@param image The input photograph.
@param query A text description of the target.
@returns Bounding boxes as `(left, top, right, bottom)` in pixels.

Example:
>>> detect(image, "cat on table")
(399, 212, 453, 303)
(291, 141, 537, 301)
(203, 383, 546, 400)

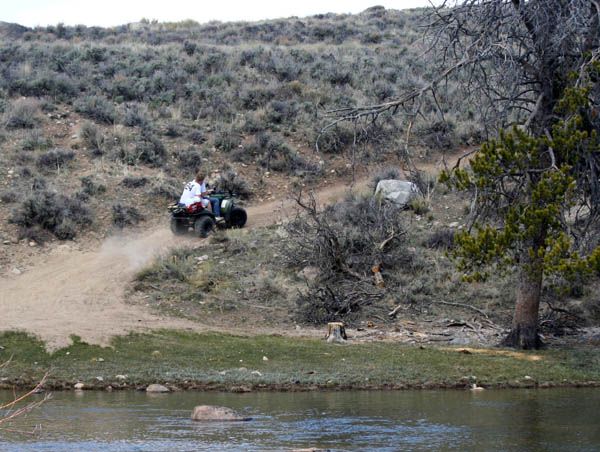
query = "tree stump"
(326, 322, 347, 343)
(372, 264, 385, 288)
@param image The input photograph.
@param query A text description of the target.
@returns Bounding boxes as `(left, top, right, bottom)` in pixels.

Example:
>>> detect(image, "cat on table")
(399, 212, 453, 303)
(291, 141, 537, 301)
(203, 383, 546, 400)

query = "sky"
(1, 0, 437, 28)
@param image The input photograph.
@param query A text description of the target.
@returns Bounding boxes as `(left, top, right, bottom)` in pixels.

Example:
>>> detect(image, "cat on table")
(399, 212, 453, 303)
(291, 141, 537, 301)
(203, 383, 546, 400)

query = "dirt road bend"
(0, 181, 363, 349)
(0, 151, 465, 349)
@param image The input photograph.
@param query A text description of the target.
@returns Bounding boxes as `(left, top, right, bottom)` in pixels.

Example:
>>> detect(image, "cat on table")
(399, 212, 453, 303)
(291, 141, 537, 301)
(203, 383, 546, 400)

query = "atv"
(168, 192, 247, 238)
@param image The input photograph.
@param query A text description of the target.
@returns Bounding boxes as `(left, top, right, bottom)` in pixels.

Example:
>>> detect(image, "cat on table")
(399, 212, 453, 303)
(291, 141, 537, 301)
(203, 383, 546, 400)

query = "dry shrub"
(112, 203, 143, 228)
(4, 99, 40, 129)
(424, 228, 455, 250)
(121, 176, 148, 188)
(79, 121, 105, 155)
(10, 190, 93, 240)
(283, 192, 408, 324)
(36, 149, 75, 171)
(213, 170, 252, 199)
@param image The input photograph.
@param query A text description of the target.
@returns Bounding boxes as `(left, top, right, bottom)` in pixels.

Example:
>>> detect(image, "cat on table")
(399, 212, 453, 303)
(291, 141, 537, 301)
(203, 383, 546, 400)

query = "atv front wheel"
(194, 216, 215, 238)
(228, 207, 247, 228)
(170, 217, 188, 235)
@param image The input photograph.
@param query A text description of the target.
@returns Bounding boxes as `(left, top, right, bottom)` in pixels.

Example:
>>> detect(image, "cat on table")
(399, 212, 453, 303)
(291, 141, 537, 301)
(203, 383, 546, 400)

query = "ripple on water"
(1, 389, 599, 452)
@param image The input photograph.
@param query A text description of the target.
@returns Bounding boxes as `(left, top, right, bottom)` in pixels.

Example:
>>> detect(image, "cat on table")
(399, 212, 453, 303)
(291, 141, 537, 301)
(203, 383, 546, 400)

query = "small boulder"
(146, 384, 170, 393)
(191, 405, 251, 421)
(375, 179, 420, 207)
(73, 382, 85, 390)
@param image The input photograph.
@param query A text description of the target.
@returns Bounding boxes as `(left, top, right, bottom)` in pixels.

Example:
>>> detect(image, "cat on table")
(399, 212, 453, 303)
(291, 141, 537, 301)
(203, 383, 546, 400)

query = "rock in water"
(191, 405, 251, 421)
(375, 179, 420, 207)
(146, 384, 170, 393)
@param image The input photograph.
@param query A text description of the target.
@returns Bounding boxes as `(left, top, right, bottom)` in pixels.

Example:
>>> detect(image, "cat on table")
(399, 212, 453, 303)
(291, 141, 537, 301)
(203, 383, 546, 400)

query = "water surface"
(1, 389, 598, 451)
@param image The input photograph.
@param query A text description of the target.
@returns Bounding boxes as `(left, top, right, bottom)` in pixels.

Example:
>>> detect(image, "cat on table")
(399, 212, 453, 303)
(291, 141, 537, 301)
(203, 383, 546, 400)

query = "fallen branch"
(388, 304, 403, 318)
(545, 300, 584, 322)
(0, 372, 51, 429)
(377, 229, 406, 251)
(0, 373, 48, 411)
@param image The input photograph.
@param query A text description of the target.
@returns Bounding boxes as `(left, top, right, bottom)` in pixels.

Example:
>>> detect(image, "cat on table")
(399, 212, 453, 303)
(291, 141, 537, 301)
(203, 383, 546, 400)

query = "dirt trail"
(0, 180, 365, 349)
(0, 152, 463, 350)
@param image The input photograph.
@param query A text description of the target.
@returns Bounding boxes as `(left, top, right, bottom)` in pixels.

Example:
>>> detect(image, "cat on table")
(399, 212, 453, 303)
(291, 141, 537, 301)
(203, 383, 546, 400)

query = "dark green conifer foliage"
(443, 64, 600, 348)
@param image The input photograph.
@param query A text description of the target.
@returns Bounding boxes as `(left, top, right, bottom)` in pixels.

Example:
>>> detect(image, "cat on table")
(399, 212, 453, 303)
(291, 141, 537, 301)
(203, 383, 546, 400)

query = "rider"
(179, 170, 222, 219)
(179, 170, 210, 209)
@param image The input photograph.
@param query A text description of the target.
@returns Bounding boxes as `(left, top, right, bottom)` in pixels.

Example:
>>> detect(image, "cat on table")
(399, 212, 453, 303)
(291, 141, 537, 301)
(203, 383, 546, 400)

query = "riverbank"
(1, 330, 599, 391)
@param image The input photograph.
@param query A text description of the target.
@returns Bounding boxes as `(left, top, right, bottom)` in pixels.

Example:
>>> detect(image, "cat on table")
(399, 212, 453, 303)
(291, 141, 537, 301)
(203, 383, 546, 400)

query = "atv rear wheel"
(170, 217, 188, 235)
(229, 207, 247, 228)
(194, 216, 215, 238)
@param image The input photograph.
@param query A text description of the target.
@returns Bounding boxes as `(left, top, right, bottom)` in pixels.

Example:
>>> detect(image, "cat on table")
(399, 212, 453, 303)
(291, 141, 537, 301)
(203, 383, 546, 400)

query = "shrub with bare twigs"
(283, 191, 408, 324)
(0, 360, 50, 434)
(213, 169, 252, 199)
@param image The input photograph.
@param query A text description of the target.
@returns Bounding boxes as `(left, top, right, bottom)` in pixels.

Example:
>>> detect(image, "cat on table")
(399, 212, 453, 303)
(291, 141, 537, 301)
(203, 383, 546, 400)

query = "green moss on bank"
(0, 330, 599, 390)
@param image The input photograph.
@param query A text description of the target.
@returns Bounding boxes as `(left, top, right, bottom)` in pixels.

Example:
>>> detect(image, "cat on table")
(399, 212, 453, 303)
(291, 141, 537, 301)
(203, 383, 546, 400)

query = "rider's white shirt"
(179, 180, 206, 206)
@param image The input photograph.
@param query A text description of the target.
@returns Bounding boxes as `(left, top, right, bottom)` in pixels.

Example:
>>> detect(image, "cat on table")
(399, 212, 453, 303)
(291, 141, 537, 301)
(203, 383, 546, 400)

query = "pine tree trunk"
(501, 256, 544, 349)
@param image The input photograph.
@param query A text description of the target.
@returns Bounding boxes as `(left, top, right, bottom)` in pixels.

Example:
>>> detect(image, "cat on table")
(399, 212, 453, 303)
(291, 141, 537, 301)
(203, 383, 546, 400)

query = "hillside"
(0, 7, 480, 250)
(0, 7, 597, 349)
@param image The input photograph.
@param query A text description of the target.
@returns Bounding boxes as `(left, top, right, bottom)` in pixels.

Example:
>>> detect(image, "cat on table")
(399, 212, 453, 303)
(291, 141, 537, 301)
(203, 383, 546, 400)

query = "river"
(1, 389, 599, 451)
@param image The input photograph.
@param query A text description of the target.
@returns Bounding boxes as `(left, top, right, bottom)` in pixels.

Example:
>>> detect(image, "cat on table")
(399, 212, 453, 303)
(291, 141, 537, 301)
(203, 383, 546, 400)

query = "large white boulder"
(375, 179, 420, 207)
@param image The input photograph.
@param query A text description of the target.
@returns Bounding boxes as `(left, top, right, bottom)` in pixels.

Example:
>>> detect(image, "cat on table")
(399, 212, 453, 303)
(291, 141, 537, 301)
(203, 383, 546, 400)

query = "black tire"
(229, 207, 247, 228)
(194, 216, 215, 238)
(170, 217, 188, 235)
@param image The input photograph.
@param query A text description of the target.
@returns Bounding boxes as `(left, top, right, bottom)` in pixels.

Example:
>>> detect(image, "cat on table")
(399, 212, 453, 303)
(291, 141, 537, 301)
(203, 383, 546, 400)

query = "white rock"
(29, 241, 36, 247)
(11, 268, 21, 275)
(448, 222, 460, 228)
(262, 356, 269, 361)
(115, 374, 127, 380)
(251, 371, 262, 376)
(74, 382, 85, 390)
(95, 376, 104, 382)
(375, 180, 420, 207)
(146, 384, 170, 393)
